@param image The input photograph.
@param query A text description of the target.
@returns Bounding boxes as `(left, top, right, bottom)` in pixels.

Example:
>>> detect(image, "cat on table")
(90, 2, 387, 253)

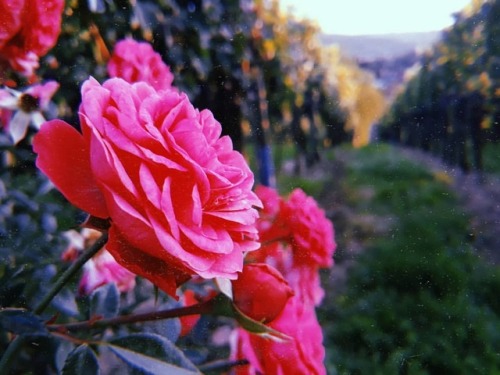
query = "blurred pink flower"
(281, 188, 336, 268)
(33, 77, 261, 298)
(62, 229, 136, 295)
(255, 185, 281, 220)
(253, 185, 284, 237)
(0, 81, 59, 143)
(0, 0, 64, 77)
(251, 186, 335, 305)
(79, 248, 137, 295)
(107, 38, 175, 91)
(232, 296, 326, 375)
(255, 186, 336, 267)
(284, 264, 325, 306)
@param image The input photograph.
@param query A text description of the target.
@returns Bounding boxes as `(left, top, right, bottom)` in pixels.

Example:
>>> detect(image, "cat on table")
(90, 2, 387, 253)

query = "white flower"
(0, 81, 59, 144)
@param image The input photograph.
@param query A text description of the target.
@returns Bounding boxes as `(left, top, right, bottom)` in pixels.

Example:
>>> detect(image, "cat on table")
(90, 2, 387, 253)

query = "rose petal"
(33, 120, 108, 218)
(107, 227, 190, 297)
(179, 222, 233, 254)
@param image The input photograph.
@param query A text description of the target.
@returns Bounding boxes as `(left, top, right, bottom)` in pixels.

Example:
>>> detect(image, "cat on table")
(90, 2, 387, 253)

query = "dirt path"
(284, 150, 396, 293)
(288, 145, 500, 295)
(397, 147, 500, 265)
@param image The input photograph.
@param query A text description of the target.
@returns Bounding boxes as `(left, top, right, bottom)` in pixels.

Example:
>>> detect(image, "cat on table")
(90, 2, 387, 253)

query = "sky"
(279, 0, 472, 35)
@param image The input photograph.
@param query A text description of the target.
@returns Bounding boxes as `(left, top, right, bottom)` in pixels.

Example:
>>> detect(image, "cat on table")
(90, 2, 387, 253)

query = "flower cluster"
(250, 185, 336, 305)
(0, 0, 64, 77)
(229, 185, 336, 374)
(1, 21, 336, 372)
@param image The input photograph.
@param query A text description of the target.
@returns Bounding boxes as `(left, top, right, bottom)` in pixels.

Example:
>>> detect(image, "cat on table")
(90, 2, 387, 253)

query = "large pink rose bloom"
(33, 77, 261, 297)
(107, 39, 175, 91)
(0, 0, 64, 76)
(232, 297, 326, 375)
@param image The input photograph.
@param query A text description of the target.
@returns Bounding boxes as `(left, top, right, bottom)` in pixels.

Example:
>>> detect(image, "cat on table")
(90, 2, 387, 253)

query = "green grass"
(483, 142, 500, 175)
(244, 139, 329, 197)
(319, 144, 500, 375)
(276, 174, 326, 197)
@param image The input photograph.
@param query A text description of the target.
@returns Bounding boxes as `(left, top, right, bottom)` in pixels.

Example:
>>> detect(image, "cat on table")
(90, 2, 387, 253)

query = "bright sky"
(279, 0, 472, 35)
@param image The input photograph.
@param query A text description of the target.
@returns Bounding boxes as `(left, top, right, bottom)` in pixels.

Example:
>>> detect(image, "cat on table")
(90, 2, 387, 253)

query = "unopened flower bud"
(232, 263, 294, 323)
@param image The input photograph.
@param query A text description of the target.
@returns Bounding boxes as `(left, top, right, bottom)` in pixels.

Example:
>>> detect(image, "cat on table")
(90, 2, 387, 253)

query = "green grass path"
(282, 144, 500, 375)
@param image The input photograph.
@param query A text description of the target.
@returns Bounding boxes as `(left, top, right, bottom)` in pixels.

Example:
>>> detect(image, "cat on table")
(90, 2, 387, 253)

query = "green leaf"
(142, 302, 182, 343)
(62, 344, 99, 375)
(52, 289, 80, 317)
(143, 316, 181, 344)
(108, 333, 199, 375)
(55, 341, 75, 373)
(210, 294, 291, 341)
(0, 308, 47, 335)
(89, 283, 119, 319)
(0, 267, 27, 307)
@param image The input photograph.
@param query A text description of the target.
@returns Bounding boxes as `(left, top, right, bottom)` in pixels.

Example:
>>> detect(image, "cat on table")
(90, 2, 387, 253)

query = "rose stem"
(48, 299, 214, 332)
(34, 232, 109, 315)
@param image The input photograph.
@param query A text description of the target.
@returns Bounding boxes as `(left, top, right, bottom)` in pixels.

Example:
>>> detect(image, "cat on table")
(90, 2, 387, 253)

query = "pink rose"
(284, 264, 325, 306)
(33, 77, 262, 297)
(246, 241, 325, 306)
(232, 297, 327, 375)
(107, 39, 175, 91)
(0, 0, 64, 76)
(232, 263, 294, 323)
(253, 185, 289, 247)
(255, 185, 281, 221)
(281, 189, 335, 268)
(251, 186, 334, 305)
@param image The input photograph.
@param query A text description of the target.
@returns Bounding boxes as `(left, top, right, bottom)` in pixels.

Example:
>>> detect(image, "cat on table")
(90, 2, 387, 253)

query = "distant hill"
(319, 31, 442, 62)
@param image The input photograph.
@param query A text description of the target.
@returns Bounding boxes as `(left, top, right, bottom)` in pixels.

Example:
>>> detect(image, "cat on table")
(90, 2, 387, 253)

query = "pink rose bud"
(232, 263, 294, 323)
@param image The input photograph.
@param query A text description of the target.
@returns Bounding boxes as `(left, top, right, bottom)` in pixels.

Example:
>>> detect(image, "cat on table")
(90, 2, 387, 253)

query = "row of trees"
(380, 0, 500, 172)
(33, 0, 384, 182)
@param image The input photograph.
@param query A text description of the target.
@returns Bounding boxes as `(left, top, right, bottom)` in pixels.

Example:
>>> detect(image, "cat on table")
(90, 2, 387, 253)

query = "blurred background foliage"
(379, 0, 500, 174)
(37, 0, 386, 165)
